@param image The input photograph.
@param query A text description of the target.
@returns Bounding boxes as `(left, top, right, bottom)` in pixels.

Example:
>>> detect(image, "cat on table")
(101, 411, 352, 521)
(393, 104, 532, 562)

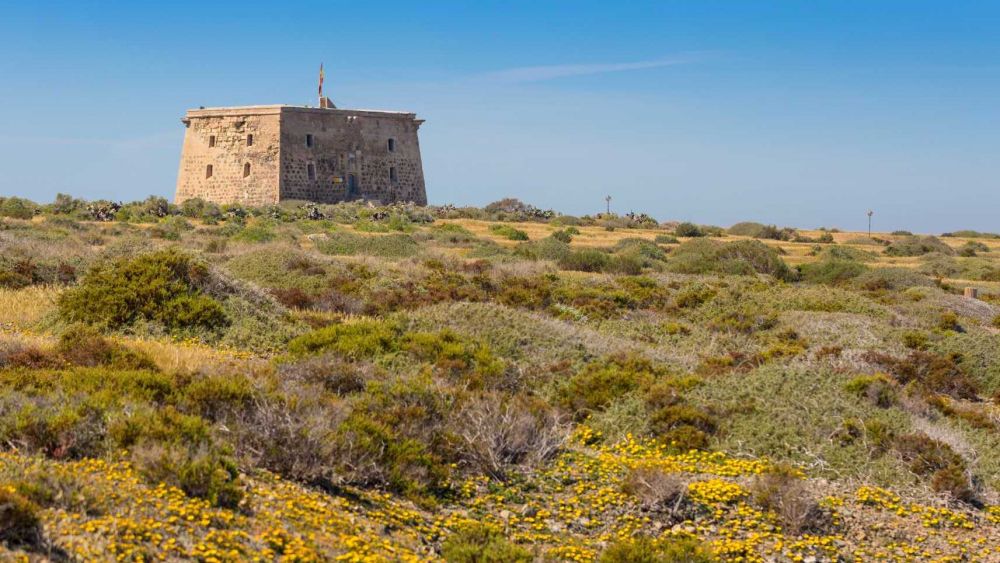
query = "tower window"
(348, 174, 357, 195)
(243, 163, 251, 177)
(209, 135, 216, 148)
(307, 163, 316, 180)
(205, 165, 213, 178)
(246, 134, 253, 146)
(389, 166, 398, 182)
(387, 138, 395, 152)
(305, 134, 314, 148)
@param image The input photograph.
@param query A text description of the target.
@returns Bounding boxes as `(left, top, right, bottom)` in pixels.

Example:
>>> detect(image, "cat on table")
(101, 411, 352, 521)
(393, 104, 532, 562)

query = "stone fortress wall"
(175, 105, 426, 206)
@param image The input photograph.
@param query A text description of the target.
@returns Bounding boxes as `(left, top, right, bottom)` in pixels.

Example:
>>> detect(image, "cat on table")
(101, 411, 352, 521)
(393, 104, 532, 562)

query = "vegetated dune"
(1, 195, 1000, 560)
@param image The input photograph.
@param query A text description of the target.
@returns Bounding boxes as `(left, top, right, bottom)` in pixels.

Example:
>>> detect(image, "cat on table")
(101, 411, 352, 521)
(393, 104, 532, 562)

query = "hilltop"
(1, 194, 1000, 561)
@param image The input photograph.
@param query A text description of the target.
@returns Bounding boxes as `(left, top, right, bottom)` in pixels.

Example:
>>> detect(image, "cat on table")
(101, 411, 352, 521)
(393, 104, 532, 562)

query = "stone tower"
(174, 104, 427, 206)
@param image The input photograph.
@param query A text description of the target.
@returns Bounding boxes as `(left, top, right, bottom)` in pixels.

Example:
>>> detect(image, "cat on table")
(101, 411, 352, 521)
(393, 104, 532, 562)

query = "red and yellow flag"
(318, 63, 325, 97)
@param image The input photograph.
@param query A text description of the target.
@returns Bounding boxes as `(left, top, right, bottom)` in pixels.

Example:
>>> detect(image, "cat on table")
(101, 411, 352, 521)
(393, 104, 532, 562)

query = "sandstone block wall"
(174, 107, 282, 206)
(175, 105, 426, 207)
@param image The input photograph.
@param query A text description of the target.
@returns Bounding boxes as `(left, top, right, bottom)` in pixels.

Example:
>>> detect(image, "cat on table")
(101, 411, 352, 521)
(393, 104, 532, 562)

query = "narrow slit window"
(387, 138, 395, 152)
(389, 166, 398, 182)
(205, 164, 213, 178)
(246, 134, 253, 146)
(209, 135, 216, 148)
(243, 163, 251, 177)
(307, 163, 316, 180)
(305, 134, 314, 148)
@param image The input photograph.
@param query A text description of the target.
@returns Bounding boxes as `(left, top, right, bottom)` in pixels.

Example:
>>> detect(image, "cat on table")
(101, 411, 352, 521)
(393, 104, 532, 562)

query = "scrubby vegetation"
(1, 194, 1000, 560)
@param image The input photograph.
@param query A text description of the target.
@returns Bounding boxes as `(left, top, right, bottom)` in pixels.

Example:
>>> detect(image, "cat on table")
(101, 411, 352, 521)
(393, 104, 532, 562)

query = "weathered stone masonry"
(175, 105, 426, 206)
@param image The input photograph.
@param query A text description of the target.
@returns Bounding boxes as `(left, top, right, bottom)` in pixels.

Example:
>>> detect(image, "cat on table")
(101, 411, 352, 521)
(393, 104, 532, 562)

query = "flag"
(318, 64, 325, 97)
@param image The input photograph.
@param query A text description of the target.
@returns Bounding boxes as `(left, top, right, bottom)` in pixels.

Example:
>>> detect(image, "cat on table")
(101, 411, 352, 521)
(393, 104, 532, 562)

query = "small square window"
(247, 134, 253, 146)
(209, 135, 216, 148)
(387, 138, 395, 152)
(305, 134, 314, 148)
(205, 164, 213, 178)
(243, 163, 251, 177)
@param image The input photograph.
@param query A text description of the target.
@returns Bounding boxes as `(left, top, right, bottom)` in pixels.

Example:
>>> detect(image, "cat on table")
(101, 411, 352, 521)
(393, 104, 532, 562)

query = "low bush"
(798, 260, 867, 286)
(751, 467, 831, 534)
(0, 487, 42, 548)
(452, 394, 566, 480)
(132, 442, 243, 509)
(958, 241, 989, 257)
(315, 232, 419, 259)
(441, 523, 533, 563)
(557, 355, 664, 419)
(58, 250, 228, 333)
(0, 197, 38, 220)
(620, 467, 697, 522)
(891, 432, 976, 504)
(853, 268, 934, 291)
(844, 374, 897, 408)
(558, 249, 610, 273)
(674, 222, 705, 237)
(56, 324, 157, 370)
(668, 239, 795, 281)
(598, 535, 713, 563)
(865, 351, 980, 400)
(885, 236, 954, 257)
(489, 224, 529, 241)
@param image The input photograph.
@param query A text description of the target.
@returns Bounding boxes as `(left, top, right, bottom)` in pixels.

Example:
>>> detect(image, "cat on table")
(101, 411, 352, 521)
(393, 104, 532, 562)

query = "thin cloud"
(474, 53, 707, 84)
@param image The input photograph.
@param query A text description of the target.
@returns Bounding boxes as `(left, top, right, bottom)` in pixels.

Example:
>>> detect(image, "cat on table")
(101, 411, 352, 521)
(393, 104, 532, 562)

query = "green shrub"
(958, 241, 989, 257)
(514, 237, 571, 262)
(885, 235, 954, 257)
(901, 330, 929, 350)
(549, 229, 573, 243)
(489, 224, 529, 241)
(941, 230, 1000, 239)
(653, 234, 678, 244)
(853, 268, 934, 291)
(287, 319, 403, 359)
(316, 232, 419, 259)
(844, 374, 896, 407)
(648, 405, 717, 450)
(231, 219, 277, 243)
(819, 246, 877, 262)
(0, 197, 38, 220)
(865, 351, 979, 400)
(558, 249, 610, 273)
(668, 239, 795, 281)
(132, 443, 243, 509)
(798, 260, 867, 286)
(441, 523, 532, 563)
(0, 488, 42, 548)
(427, 223, 477, 244)
(558, 355, 663, 419)
(58, 250, 228, 332)
(727, 221, 768, 237)
(598, 535, 713, 563)
(674, 222, 704, 237)
(57, 324, 157, 370)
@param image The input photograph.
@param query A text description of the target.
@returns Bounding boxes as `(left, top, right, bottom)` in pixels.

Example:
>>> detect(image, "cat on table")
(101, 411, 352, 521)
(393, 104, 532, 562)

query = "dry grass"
(0, 286, 60, 330)
(126, 337, 264, 373)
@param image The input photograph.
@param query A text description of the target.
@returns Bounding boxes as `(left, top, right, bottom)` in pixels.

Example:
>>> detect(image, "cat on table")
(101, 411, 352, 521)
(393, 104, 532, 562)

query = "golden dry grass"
(126, 337, 263, 373)
(0, 285, 60, 330)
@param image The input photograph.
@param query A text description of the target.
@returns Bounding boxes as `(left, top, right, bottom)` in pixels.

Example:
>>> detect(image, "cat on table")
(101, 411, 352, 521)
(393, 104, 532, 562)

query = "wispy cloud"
(473, 53, 707, 84)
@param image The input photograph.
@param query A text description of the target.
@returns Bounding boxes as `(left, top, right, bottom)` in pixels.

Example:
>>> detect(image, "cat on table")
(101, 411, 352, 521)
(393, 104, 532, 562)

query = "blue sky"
(2, 1, 998, 232)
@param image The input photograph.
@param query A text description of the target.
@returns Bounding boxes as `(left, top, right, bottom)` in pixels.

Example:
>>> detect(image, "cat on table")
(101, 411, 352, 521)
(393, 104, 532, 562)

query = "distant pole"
(867, 210, 874, 238)
(605, 195, 612, 215)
